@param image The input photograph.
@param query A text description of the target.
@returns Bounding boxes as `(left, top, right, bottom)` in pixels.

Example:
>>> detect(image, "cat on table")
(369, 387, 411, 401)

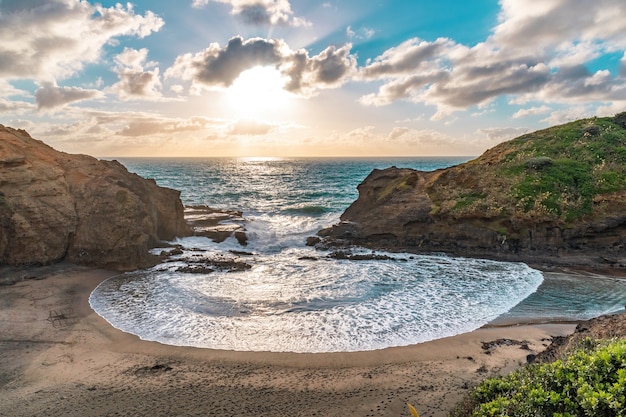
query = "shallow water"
(90, 246, 543, 353)
(89, 157, 626, 353)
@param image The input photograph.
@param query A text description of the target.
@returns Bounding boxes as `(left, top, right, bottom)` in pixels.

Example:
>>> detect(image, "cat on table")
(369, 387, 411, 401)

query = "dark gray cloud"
(166, 36, 356, 96)
(192, 37, 284, 87)
(35, 83, 102, 109)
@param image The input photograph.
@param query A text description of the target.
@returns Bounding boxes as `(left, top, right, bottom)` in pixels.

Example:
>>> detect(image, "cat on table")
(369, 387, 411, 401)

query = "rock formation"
(319, 113, 626, 270)
(0, 125, 191, 270)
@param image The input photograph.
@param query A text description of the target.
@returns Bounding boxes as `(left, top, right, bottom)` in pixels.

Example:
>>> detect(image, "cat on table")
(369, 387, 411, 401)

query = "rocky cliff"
(0, 125, 191, 270)
(319, 113, 626, 270)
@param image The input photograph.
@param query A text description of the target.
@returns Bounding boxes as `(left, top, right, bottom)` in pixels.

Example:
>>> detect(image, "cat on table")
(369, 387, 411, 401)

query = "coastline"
(0, 264, 581, 417)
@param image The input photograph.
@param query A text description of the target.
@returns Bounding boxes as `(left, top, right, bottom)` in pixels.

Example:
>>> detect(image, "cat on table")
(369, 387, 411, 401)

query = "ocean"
(89, 157, 626, 353)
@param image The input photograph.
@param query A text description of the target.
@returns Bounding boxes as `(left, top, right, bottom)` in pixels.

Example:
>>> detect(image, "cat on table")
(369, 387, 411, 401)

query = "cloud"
(109, 48, 163, 99)
(478, 127, 529, 143)
(360, 38, 457, 79)
(512, 105, 552, 119)
(346, 26, 375, 40)
(0, 98, 34, 113)
(115, 116, 218, 137)
(0, 0, 163, 82)
(358, 0, 626, 117)
(192, 0, 309, 27)
(35, 82, 102, 109)
(227, 119, 277, 135)
(388, 127, 410, 140)
(166, 36, 357, 97)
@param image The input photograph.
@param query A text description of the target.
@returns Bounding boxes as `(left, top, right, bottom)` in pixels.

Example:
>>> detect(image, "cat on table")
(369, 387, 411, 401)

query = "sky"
(0, 0, 625, 157)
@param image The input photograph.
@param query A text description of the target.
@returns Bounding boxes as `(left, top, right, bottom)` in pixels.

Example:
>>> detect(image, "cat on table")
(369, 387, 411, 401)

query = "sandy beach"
(0, 265, 577, 417)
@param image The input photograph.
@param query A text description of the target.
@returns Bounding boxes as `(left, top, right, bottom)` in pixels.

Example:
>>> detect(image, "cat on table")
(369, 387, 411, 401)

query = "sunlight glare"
(225, 66, 293, 118)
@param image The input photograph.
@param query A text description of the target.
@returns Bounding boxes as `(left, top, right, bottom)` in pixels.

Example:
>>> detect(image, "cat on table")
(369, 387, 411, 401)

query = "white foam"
(90, 250, 543, 353)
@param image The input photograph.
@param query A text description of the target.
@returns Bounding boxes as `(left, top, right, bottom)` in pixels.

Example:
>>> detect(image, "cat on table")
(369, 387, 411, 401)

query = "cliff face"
(0, 125, 191, 270)
(320, 113, 626, 270)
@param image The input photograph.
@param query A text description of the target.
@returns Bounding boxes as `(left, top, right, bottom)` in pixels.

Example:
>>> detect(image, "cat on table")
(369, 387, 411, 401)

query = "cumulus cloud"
(0, 0, 163, 82)
(358, 0, 626, 117)
(166, 36, 357, 97)
(109, 48, 163, 99)
(35, 82, 102, 110)
(192, 0, 309, 27)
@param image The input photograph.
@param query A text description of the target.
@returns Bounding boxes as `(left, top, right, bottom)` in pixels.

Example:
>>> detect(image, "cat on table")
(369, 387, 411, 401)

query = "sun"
(225, 66, 293, 118)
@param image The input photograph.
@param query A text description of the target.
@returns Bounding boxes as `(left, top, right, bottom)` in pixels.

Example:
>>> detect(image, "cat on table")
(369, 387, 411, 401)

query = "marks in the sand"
(131, 363, 174, 377)
(481, 338, 531, 354)
(46, 307, 78, 328)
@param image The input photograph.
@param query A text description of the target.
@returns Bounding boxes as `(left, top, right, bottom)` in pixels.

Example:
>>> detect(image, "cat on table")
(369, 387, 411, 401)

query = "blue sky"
(0, 0, 625, 157)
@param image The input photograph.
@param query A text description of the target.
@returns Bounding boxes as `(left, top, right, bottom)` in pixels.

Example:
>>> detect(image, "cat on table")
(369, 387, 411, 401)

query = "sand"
(0, 265, 577, 417)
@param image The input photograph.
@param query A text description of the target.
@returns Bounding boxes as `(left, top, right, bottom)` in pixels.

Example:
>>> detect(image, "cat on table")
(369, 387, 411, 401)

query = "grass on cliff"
(428, 112, 626, 224)
(452, 338, 626, 417)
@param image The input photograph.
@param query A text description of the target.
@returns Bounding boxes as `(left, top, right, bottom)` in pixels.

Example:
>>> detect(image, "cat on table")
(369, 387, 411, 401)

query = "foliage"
(462, 339, 626, 417)
(426, 114, 626, 223)
(377, 172, 418, 201)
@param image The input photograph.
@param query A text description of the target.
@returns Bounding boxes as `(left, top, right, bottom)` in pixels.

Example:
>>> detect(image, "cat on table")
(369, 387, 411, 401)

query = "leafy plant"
(460, 339, 626, 417)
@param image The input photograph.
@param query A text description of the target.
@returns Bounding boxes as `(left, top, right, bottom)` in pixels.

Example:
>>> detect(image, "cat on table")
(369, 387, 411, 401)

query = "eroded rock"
(0, 125, 191, 270)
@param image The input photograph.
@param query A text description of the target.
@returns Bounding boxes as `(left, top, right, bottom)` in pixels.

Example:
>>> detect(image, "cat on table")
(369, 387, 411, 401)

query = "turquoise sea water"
(89, 157, 626, 353)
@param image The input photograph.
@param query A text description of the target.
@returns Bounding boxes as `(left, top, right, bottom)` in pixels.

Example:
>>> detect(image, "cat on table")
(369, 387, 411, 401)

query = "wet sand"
(0, 265, 576, 417)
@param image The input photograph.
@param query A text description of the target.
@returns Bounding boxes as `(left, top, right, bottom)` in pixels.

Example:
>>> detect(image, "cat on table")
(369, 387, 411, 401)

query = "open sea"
(89, 157, 626, 353)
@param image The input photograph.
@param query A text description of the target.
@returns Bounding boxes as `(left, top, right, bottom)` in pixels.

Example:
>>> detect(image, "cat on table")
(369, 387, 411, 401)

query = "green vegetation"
(501, 114, 626, 221)
(377, 171, 418, 201)
(428, 113, 626, 224)
(456, 339, 626, 417)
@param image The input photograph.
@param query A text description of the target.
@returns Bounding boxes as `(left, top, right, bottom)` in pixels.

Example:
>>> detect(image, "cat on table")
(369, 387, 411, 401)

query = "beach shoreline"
(0, 265, 582, 417)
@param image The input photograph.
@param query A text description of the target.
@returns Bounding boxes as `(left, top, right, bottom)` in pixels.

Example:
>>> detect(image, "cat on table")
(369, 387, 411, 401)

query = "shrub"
(524, 156, 553, 170)
(462, 339, 626, 417)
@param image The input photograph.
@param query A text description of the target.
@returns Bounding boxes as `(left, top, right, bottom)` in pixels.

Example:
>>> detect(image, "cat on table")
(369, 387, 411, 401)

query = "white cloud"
(0, 0, 163, 82)
(192, 0, 310, 27)
(357, 0, 626, 118)
(109, 48, 163, 100)
(35, 82, 102, 110)
(346, 26, 375, 40)
(166, 36, 357, 97)
(512, 105, 552, 119)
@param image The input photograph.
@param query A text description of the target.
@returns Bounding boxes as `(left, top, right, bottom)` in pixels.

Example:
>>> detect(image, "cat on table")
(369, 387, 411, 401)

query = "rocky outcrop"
(0, 125, 191, 270)
(319, 114, 626, 270)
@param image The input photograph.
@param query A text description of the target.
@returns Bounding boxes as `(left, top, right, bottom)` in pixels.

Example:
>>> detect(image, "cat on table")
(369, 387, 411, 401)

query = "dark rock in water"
(318, 113, 626, 270)
(185, 205, 248, 245)
(327, 251, 401, 261)
(0, 125, 190, 270)
(234, 231, 248, 246)
(175, 258, 252, 274)
(306, 236, 321, 246)
(229, 250, 254, 256)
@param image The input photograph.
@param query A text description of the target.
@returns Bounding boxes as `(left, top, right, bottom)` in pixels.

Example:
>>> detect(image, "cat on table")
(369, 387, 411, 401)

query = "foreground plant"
(462, 339, 626, 416)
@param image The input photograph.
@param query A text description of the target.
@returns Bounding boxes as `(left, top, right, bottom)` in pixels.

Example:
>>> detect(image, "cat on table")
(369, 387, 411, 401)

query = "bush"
(463, 339, 626, 417)
(524, 156, 553, 170)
